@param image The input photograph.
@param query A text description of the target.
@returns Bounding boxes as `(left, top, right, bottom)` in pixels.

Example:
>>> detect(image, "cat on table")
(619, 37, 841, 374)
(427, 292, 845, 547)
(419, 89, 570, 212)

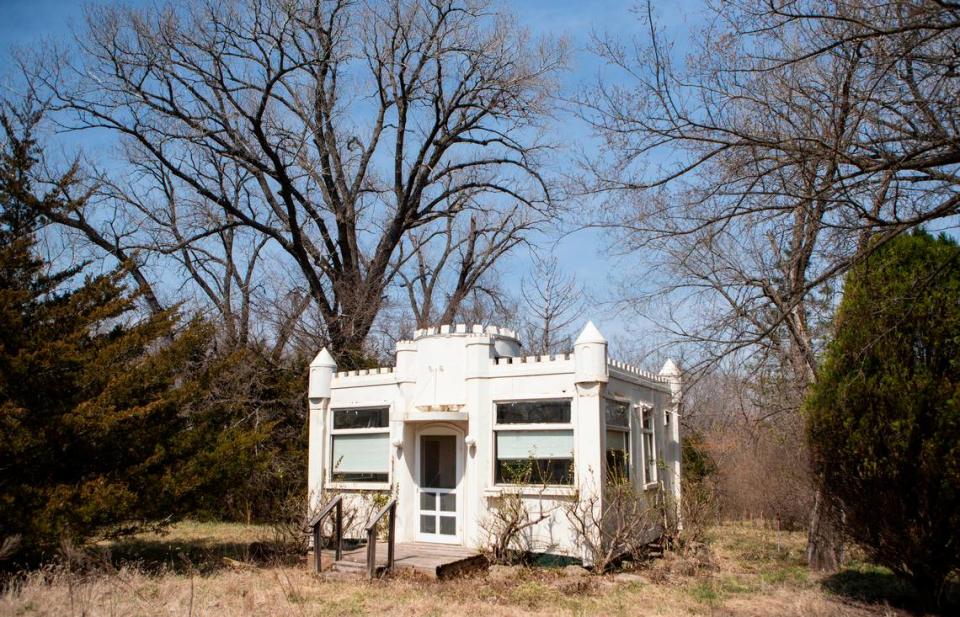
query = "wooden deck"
(316, 542, 486, 579)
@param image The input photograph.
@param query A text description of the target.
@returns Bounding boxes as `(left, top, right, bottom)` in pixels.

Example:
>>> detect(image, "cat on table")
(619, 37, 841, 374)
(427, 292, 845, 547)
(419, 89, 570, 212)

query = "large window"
(494, 400, 573, 485)
(641, 406, 657, 484)
(330, 407, 390, 483)
(605, 399, 630, 480)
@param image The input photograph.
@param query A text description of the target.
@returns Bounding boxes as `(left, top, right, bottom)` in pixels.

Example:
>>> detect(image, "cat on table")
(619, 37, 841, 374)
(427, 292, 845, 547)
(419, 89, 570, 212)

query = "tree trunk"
(806, 483, 843, 571)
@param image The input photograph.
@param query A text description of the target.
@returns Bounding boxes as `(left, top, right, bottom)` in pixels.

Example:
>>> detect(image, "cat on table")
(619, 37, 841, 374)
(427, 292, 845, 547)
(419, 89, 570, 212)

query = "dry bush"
(563, 473, 659, 572)
(480, 492, 554, 565)
(663, 477, 720, 550)
(708, 423, 814, 531)
(479, 463, 556, 564)
(272, 487, 382, 558)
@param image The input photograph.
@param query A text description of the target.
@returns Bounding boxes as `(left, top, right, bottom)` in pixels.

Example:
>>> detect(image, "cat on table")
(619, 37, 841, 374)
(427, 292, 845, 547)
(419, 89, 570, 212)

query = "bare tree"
(26, 0, 565, 367)
(520, 254, 584, 354)
(578, 0, 960, 569)
(106, 152, 313, 353)
(397, 205, 534, 328)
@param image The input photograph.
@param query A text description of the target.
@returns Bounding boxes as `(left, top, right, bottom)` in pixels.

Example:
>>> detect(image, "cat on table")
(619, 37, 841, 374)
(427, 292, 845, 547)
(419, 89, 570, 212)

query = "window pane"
(439, 516, 456, 535)
(420, 515, 435, 534)
(606, 430, 627, 451)
(420, 492, 436, 511)
(607, 429, 629, 480)
(605, 400, 629, 428)
(496, 458, 574, 485)
(606, 449, 629, 480)
(643, 432, 656, 482)
(331, 433, 389, 474)
(421, 435, 456, 489)
(439, 493, 456, 512)
(496, 400, 571, 424)
(331, 471, 388, 482)
(332, 407, 389, 429)
(496, 430, 573, 459)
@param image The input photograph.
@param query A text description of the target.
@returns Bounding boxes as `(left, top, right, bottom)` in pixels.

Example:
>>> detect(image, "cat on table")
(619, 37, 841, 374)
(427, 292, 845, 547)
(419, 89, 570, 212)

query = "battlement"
(413, 323, 519, 340)
(492, 353, 572, 365)
(607, 359, 667, 383)
(334, 366, 396, 379)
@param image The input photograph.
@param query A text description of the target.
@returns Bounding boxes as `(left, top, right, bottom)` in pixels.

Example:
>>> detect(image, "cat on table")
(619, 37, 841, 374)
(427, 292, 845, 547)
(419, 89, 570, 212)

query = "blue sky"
(0, 0, 707, 361)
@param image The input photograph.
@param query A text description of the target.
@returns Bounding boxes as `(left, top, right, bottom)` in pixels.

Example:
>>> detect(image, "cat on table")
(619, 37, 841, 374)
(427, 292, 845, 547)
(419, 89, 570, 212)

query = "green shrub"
(806, 231, 960, 601)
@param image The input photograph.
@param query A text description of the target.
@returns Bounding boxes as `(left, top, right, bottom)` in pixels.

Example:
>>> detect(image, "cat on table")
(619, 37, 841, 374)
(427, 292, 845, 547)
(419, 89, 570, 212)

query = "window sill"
(484, 486, 576, 498)
(326, 482, 392, 492)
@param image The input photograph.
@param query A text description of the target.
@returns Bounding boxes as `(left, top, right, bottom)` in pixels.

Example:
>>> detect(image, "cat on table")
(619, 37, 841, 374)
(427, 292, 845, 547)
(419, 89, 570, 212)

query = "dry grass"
(0, 521, 929, 616)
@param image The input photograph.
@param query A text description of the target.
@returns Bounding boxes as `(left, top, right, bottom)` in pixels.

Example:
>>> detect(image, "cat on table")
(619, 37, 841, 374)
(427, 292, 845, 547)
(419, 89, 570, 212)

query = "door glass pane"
(439, 516, 456, 535)
(421, 435, 456, 488)
(420, 515, 436, 534)
(439, 493, 456, 512)
(420, 492, 436, 511)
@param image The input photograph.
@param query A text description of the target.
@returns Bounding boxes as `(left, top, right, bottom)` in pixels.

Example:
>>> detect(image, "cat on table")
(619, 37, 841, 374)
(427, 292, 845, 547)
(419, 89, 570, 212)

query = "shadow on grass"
(822, 565, 959, 615)
(102, 537, 303, 575)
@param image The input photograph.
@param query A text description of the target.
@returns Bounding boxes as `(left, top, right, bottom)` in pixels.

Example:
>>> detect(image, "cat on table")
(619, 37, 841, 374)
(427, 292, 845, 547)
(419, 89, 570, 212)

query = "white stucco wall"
(307, 323, 681, 559)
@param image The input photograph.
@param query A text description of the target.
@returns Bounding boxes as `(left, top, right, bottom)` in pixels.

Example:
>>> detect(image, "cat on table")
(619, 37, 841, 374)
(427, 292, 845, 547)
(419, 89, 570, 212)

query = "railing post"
(335, 499, 343, 561)
(313, 523, 322, 573)
(387, 502, 396, 571)
(308, 495, 344, 574)
(366, 527, 377, 579)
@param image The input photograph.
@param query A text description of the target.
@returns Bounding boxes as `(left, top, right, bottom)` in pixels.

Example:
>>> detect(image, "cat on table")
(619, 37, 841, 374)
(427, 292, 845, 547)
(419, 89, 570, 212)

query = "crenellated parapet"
(606, 359, 668, 383)
(492, 353, 571, 365)
(413, 323, 519, 340)
(334, 366, 397, 379)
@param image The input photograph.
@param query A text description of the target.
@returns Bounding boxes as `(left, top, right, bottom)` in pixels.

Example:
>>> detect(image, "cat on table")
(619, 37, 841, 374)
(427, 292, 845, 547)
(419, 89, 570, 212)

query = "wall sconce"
(464, 435, 476, 456)
(391, 438, 403, 457)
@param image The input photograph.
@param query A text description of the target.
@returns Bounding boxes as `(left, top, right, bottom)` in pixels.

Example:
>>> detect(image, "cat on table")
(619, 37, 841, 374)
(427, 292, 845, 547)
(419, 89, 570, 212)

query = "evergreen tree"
(0, 112, 221, 562)
(806, 231, 960, 601)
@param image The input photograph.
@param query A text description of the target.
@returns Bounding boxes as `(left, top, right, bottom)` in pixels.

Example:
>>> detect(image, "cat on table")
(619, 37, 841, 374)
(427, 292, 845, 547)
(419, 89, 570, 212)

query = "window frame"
(640, 403, 657, 486)
(492, 398, 574, 487)
(328, 404, 392, 488)
(604, 397, 631, 481)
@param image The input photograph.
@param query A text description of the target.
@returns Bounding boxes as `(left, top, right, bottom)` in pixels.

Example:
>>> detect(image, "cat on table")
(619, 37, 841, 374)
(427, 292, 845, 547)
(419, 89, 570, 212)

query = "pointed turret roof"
(310, 347, 337, 369)
(575, 320, 607, 345)
(659, 358, 680, 376)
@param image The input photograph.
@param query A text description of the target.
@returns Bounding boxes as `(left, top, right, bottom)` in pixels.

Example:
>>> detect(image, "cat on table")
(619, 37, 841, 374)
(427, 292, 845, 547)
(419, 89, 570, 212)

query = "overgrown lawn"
(0, 520, 938, 616)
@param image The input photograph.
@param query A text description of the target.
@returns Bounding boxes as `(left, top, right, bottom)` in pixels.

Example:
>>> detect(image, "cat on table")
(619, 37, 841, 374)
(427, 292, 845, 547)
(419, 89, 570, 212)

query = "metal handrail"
(364, 498, 397, 579)
(308, 495, 343, 573)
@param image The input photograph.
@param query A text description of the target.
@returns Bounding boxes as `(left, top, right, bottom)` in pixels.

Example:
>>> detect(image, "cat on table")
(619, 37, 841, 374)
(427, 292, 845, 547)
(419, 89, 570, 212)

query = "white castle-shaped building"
(307, 321, 681, 559)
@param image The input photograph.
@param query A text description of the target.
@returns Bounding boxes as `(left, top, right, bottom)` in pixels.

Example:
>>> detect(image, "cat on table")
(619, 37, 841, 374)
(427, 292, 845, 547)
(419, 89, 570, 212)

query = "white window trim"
(492, 398, 574, 487)
(637, 402, 657, 486)
(604, 397, 631, 480)
(328, 404, 392, 489)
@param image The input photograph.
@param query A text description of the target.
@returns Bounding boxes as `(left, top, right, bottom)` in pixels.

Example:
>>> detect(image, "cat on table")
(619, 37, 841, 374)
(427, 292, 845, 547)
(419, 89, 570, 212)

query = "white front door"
(416, 430, 461, 544)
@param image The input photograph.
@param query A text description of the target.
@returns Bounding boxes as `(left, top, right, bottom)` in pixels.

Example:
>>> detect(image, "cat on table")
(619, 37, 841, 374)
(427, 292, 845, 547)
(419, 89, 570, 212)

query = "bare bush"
(479, 463, 555, 564)
(708, 424, 814, 531)
(563, 472, 659, 573)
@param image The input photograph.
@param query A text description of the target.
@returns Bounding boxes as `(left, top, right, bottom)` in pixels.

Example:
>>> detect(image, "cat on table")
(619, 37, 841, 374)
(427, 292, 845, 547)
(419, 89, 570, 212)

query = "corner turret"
(574, 321, 608, 383)
(308, 348, 337, 400)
